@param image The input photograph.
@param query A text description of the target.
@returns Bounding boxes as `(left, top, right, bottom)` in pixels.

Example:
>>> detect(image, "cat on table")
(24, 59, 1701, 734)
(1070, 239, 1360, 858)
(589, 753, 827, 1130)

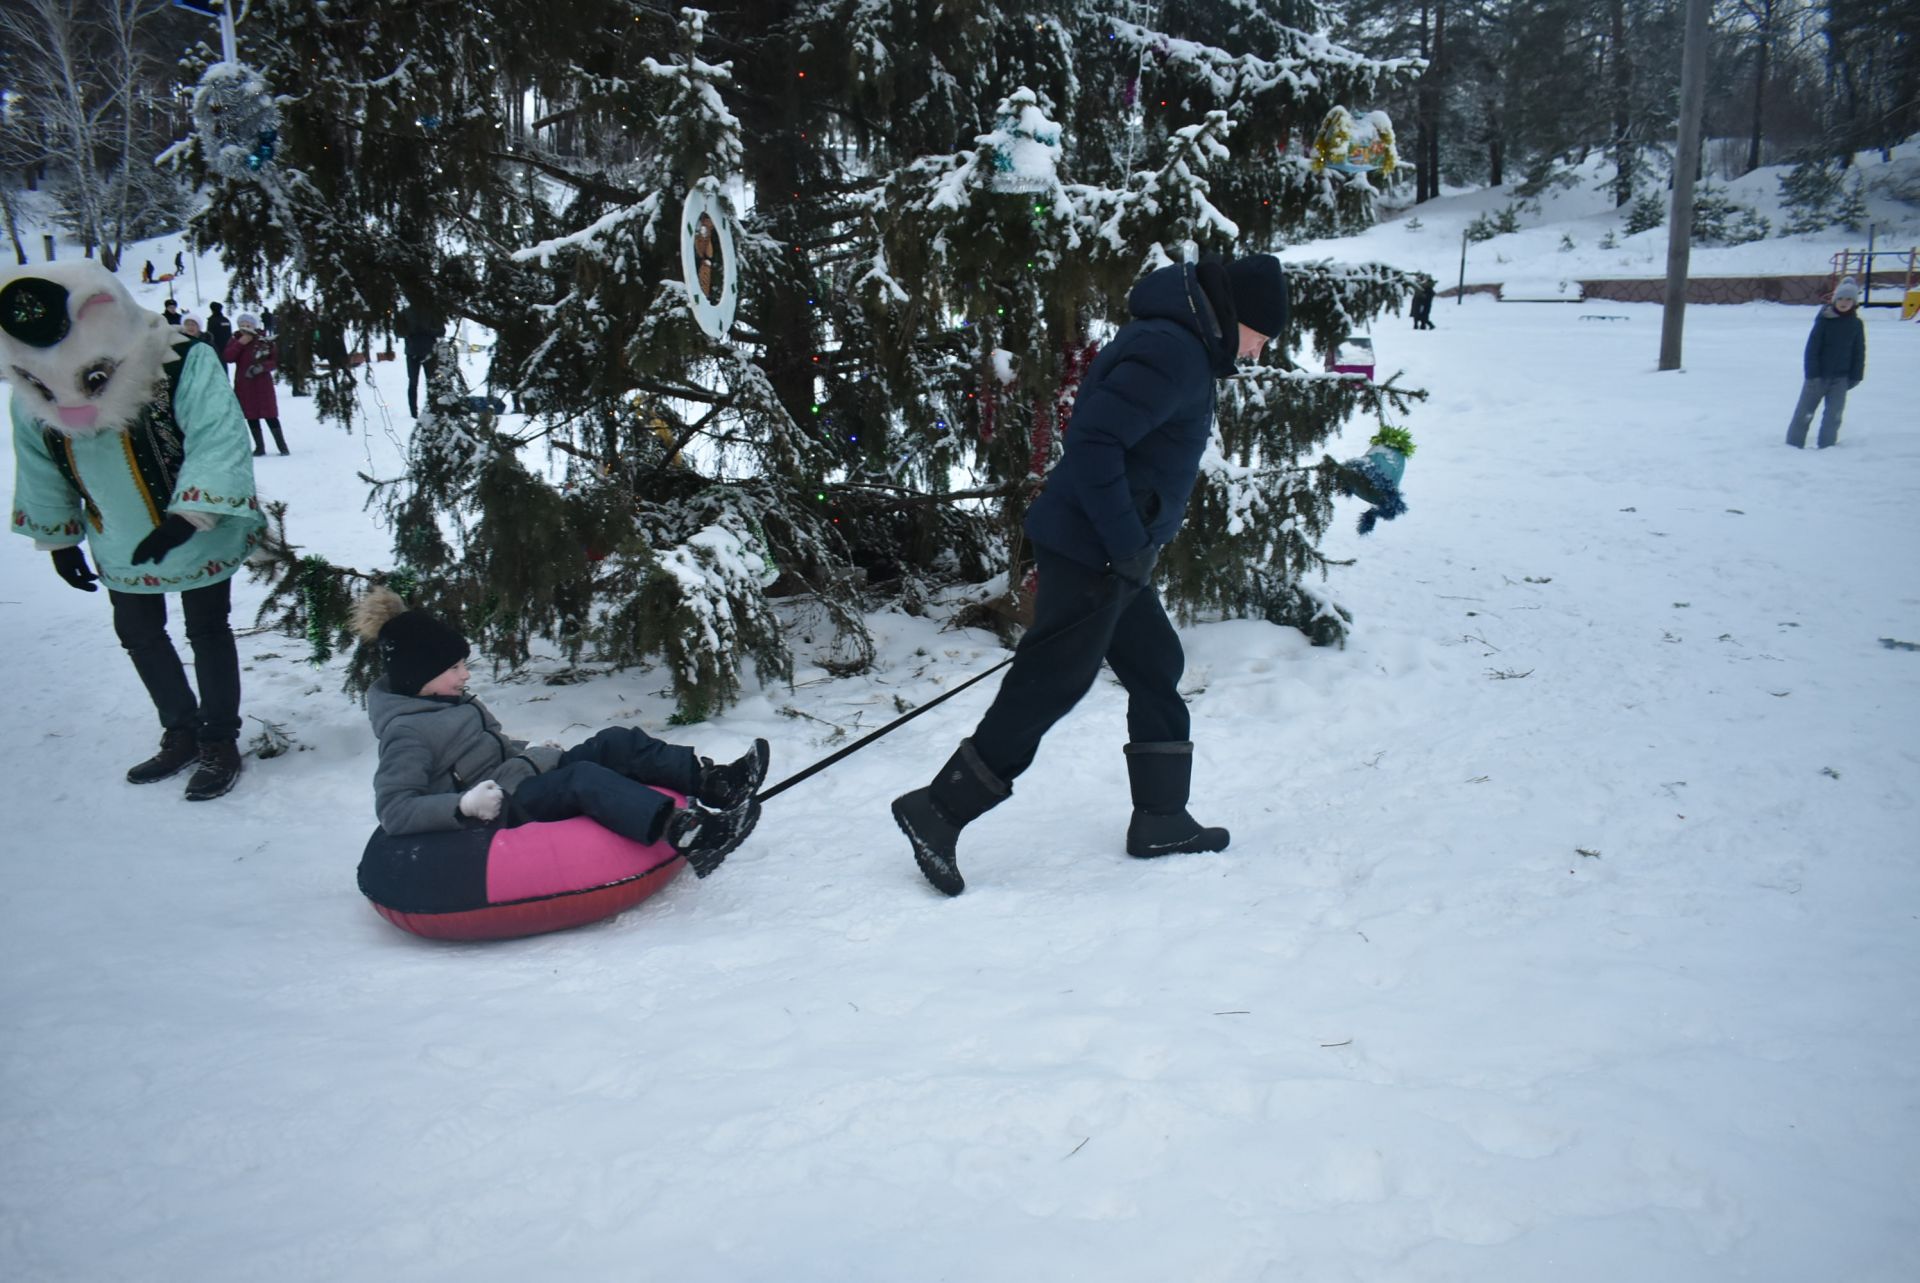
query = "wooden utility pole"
(1659, 0, 1712, 371)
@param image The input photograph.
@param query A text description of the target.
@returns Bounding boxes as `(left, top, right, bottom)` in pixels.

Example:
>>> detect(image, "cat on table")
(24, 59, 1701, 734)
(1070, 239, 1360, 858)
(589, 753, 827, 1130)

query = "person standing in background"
(1785, 276, 1867, 449)
(398, 297, 445, 418)
(226, 314, 286, 456)
(204, 301, 233, 371)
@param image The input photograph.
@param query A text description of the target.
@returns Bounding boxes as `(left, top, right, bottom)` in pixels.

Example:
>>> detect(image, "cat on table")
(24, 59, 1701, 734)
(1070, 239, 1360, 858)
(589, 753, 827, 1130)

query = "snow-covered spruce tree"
(845, 3, 1424, 643)
(187, 2, 1422, 718)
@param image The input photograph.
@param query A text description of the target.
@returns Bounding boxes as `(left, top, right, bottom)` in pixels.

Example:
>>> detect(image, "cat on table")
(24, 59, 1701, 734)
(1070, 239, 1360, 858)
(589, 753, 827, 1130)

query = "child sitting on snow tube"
(352, 587, 768, 879)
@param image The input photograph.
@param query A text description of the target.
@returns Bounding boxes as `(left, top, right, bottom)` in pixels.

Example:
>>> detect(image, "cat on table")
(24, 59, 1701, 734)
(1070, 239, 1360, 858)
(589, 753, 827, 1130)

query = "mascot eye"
(81, 361, 117, 398)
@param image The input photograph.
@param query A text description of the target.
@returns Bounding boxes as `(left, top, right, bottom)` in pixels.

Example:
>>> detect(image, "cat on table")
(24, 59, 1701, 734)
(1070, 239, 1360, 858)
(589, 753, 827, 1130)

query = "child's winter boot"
(667, 797, 762, 877)
(127, 725, 198, 785)
(890, 739, 1011, 897)
(696, 738, 770, 810)
(1123, 741, 1229, 858)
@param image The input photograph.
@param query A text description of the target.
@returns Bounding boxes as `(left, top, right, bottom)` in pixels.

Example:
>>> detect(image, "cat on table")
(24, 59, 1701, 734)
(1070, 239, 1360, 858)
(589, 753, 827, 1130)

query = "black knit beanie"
(1225, 254, 1289, 338)
(380, 610, 471, 697)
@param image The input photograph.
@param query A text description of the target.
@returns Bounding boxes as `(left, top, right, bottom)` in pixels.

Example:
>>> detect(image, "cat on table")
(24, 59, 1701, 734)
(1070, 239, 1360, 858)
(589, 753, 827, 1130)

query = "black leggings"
(248, 418, 287, 454)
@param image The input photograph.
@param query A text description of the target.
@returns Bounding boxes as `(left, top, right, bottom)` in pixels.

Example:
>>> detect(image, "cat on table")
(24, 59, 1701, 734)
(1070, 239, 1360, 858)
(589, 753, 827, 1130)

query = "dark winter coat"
(400, 304, 444, 360)
(1024, 261, 1238, 571)
(205, 310, 233, 362)
(224, 334, 279, 418)
(367, 679, 566, 835)
(1802, 305, 1866, 384)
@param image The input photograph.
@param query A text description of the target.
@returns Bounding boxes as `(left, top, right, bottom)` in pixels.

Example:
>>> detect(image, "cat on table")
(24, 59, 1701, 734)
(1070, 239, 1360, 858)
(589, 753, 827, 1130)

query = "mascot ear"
(0, 276, 73, 349)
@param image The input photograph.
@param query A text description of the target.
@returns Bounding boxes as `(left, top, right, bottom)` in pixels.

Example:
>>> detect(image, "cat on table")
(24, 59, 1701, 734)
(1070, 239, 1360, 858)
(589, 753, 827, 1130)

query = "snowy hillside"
(3, 189, 1919, 1280)
(1288, 142, 1920, 293)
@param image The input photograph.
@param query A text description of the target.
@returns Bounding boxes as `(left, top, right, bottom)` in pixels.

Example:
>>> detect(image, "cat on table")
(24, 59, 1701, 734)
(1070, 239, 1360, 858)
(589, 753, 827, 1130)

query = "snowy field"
(4, 253, 1920, 1277)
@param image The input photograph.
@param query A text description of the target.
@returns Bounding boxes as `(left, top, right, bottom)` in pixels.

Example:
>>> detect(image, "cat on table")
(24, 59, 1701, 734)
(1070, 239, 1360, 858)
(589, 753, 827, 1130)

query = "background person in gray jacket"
(352, 587, 768, 877)
(1786, 276, 1867, 449)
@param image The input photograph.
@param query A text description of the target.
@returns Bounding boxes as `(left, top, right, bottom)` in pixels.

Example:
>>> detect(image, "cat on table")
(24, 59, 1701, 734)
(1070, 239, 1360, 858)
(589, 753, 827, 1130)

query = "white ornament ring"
(680, 187, 739, 341)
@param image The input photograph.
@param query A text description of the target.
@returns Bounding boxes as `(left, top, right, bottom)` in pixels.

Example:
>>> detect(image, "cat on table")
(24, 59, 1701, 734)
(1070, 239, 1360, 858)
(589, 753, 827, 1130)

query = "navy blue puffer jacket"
(1024, 262, 1238, 570)
(1803, 305, 1866, 383)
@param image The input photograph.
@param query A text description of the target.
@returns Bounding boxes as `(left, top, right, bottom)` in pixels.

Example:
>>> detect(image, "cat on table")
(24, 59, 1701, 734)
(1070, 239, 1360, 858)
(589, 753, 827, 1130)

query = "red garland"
(1032, 340, 1099, 477)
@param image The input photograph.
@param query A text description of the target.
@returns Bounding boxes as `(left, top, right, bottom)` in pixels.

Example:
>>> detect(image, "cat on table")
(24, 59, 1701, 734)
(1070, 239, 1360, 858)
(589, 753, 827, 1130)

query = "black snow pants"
(969, 543, 1189, 783)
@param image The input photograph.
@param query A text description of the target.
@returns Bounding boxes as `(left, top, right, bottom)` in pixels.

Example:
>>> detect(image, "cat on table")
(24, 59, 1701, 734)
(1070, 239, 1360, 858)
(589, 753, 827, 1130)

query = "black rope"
(754, 655, 1013, 804)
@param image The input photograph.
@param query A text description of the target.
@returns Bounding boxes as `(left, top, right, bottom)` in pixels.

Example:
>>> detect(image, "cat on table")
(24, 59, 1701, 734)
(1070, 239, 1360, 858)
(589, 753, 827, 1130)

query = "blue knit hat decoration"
(1334, 426, 1415, 534)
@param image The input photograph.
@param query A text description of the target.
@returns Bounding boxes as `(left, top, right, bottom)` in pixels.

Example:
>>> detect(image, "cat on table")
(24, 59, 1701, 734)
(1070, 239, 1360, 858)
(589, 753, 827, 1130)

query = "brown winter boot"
(127, 726, 198, 785)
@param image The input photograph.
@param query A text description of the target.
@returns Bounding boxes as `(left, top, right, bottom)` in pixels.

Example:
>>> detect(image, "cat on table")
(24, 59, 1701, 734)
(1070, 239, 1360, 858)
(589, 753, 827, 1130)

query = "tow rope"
(753, 655, 1014, 804)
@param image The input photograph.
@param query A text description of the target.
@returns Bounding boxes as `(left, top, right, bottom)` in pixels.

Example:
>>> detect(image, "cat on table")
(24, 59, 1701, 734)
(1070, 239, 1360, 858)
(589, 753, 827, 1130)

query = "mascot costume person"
(4, 262, 264, 800)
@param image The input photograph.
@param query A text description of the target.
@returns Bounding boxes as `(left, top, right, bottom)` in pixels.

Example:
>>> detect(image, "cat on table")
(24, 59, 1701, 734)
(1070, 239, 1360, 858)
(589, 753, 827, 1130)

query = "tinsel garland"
(299, 555, 339, 665)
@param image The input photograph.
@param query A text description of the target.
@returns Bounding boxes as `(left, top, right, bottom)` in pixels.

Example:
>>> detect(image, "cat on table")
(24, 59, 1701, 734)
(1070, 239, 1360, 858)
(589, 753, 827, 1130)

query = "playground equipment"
(1829, 238, 1918, 318)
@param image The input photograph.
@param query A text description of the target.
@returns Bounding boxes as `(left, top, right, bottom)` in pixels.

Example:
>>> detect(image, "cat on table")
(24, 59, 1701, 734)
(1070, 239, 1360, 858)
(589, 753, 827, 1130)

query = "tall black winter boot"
(127, 726, 198, 785)
(891, 739, 1011, 896)
(1124, 741, 1229, 858)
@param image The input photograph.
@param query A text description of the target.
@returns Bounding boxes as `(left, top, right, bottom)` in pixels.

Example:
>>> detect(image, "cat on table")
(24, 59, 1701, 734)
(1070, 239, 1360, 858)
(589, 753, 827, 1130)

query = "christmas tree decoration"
(1310, 107, 1397, 176)
(191, 62, 281, 183)
(680, 183, 740, 341)
(982, 88, 1062, 195)
(1334, 425, 1415, 534)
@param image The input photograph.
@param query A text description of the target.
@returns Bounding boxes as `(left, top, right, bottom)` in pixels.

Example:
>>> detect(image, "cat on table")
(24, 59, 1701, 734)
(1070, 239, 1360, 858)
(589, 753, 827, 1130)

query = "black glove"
(130, 514, 196, 566)
(1107, 544, 1161, 588)
(50, 545, 99, 592)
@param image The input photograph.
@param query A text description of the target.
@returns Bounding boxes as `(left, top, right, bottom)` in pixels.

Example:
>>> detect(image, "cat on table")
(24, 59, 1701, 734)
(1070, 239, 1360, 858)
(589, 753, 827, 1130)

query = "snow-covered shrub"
(1779, 158, 1842, 234)
(1625, 191, 1665, 235)
(1464, 203, 1523, 243)
(1691, 184, 1770, 245)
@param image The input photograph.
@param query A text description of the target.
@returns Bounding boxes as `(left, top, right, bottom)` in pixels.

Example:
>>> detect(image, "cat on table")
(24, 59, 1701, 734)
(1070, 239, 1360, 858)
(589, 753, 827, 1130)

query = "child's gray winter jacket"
(368, 677, 565, 835)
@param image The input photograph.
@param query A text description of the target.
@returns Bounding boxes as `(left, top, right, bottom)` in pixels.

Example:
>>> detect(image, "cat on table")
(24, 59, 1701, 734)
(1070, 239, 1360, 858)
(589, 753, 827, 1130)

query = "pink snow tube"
(357, 793, 687, 942)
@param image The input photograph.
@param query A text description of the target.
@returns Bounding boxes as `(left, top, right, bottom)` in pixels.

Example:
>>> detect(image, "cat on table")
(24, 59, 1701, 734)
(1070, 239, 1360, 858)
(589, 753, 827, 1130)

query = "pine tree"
(189, 2, 1422, 714)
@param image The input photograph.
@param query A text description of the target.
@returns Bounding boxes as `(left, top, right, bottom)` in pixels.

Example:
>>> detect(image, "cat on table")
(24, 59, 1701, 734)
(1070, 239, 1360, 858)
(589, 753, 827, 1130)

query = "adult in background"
(891, 254, 1291, 896)
(1411, 275, 1436, 330)
(4, 262, 263, 800)
(204, 300, 234, 370)
(1785, 276, 1867, 450)
(179, 313, 216, 357)
(161, 298, 181, 326)
(398, 296, 445, 418)
(226, 313, 286, 456)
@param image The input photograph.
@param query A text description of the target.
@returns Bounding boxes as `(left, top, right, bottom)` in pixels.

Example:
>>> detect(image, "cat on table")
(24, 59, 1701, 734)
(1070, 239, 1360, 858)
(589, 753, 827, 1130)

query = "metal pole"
(220, 4, 238, 63)
(1864, 224, 1875, 306)
(1457, 228, 1467, 304)
(1658, 0, 1711, 371)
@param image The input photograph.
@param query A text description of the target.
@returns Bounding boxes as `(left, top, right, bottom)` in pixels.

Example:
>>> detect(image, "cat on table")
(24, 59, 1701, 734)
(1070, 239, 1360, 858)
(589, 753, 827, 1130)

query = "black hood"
(1125, 262, 1239, 377)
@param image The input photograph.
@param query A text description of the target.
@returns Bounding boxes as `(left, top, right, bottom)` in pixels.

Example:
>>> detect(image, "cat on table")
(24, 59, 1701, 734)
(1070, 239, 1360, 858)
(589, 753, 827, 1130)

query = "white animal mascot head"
(0, 262, 182, 437)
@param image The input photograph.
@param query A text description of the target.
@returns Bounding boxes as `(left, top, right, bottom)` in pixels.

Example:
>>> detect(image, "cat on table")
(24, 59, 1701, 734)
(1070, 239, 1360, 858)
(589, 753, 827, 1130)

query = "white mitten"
(458, 780, 504, 820)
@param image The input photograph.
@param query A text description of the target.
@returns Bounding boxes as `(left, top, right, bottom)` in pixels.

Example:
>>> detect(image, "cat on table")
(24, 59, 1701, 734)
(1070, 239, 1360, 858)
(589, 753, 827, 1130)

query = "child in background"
(1785, 276, 1867, 449)
(352, 588, 767, 876)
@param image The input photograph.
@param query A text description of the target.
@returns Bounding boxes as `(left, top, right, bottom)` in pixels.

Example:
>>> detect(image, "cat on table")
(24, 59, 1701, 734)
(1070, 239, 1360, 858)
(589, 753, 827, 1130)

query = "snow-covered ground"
(3, 183, 1919, 1281)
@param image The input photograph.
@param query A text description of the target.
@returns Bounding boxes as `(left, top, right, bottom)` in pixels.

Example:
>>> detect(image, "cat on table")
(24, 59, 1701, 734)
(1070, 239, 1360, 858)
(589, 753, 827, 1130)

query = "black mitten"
(130, 514, 196, 565)
(50, 545, 99, 592)
(1107, 544, 1161, 588)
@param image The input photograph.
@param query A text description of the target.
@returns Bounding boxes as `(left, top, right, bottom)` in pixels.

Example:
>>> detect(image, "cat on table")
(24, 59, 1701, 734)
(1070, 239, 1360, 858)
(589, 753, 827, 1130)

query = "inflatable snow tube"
(357, 799, 687, 942)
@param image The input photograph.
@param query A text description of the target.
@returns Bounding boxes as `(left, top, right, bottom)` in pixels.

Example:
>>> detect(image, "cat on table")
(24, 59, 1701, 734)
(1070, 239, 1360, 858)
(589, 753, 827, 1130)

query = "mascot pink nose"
(56, 404, 100, 429)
